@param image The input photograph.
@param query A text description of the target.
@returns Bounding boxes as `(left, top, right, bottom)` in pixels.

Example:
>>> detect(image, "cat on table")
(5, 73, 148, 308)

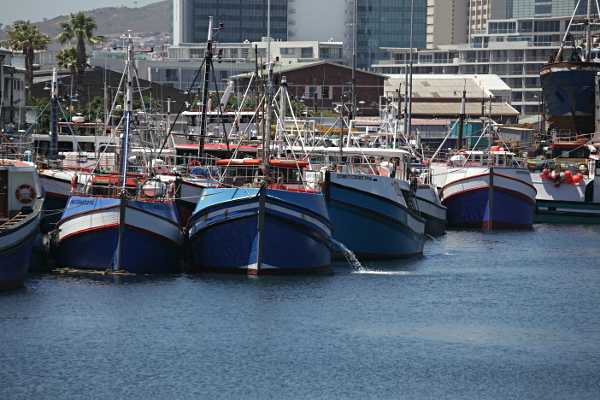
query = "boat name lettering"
(336, 174, 373, 181)
(72, 199, 94, 205)
(390, 181, 403, 197)
(152, 205, 171, 210)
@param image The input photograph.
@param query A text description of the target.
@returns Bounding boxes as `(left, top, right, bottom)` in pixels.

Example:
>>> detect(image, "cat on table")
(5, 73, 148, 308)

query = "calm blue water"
(1, 224, 599, 399)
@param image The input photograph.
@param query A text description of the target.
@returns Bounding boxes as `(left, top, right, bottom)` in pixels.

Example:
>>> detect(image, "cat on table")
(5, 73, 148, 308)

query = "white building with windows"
(91, 39, 345, 93)
(373, 14, 580, 117)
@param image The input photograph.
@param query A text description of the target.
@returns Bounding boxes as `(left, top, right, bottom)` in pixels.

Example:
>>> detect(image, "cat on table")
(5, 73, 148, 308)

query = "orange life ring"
(15, 184, 35, 204)
(188, 160, 201, 167)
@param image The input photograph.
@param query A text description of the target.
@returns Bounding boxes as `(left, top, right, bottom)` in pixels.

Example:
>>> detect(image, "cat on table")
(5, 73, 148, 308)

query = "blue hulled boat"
(54, 36, 184, 273)
(324, 169, 426, 260)
(0, 159, 46, 291)
(56, 194, 183, 273)
(187, 163, 333, 275)
(431, 149, 537, 229)
(540, 61, 600, 135)
(540, 1, 600, 135)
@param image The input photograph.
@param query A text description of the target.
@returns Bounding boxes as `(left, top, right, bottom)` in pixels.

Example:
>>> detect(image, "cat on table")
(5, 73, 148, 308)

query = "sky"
(1, 0, 159, 28)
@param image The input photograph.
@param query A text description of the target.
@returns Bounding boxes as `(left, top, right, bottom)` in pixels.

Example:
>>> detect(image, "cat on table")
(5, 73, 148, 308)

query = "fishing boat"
(0, 158, 46, 291)
(528, 117, 600, 223)
(526, 0, 600, 223)
(187, 159, 333, 275)
(540, 0, 600, 135)
(54, 36, 184, 273)
(298, 146, 427, 259)
(187, 25, 332, 274)
(531, 159, 600, 223)
(269, 73, 428, 259)
(431, 148, 537, 229)
(428, 89, 536, 229)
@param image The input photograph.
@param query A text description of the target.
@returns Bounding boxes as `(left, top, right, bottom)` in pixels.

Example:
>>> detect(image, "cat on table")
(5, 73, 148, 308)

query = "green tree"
(26, 96, 51, 134)
(3, 21, 51, 97)
(56, 46, 91, 102)
(56, 12, 105, 104)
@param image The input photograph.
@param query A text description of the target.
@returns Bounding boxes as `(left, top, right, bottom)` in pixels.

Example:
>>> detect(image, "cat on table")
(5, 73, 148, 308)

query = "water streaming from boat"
(330, 238, 362, 270)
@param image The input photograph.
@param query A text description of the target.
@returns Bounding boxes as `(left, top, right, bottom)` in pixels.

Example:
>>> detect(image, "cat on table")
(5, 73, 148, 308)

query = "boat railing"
(217, 164, 322, 192)
(69, 172, 177, 201)
(552, 130, 589, 143)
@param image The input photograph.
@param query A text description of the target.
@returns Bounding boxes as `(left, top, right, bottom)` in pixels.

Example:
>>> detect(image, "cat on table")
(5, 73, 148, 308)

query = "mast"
(263, 62, 275, 165)
(49, 68, 58, 157)
(457, 88, 466, 151)
(116, 35, 134, 271)
(198, 17, 223, 158)
(350, 0, 357, 120)
(406, 0, 414, 145)
(120, 36, 134, 188)
(585, 0, 592, 62)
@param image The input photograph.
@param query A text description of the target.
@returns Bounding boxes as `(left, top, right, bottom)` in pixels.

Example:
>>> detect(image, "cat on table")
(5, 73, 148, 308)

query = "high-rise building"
(171, 0, 288, 44)
(170, 0, 428, 70)
(373, 0, 600, 118)
(426, 0, 468, 49)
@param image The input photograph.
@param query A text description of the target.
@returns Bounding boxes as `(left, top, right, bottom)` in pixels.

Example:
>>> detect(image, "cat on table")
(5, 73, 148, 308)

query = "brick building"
(232, 61, 387, 117)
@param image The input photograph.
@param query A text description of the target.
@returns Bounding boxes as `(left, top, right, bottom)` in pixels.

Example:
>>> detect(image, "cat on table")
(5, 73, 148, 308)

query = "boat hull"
(438, 167, 536, 229)
(540, 61, 600, 134)
(415, 184, 447, 236)
(56, 196, 183, 273)
(0, 161, 46, 291)
(0, 224, 38, 291)
(531, 173, 600, 223)
(187, 188, 333, 275)
(325, 172, 426, 260)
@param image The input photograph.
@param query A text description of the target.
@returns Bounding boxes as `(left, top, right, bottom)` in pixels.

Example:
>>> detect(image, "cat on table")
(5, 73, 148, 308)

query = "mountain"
(4, 1, 169, 39)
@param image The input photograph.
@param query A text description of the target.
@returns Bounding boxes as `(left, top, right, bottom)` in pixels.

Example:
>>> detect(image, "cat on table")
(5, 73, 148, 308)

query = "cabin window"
(79, 142, 95, 152)
(57, 141, 74, 152)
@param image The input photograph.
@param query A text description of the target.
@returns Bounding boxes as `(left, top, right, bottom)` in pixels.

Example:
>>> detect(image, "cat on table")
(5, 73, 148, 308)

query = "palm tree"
(56, 46, 91, 103)
(3, 21, 51, 97)
(56, 12, 105, 104)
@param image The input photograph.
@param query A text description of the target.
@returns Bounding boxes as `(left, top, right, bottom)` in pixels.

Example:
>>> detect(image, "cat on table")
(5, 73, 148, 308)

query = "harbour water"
(1, 224, 599, 399)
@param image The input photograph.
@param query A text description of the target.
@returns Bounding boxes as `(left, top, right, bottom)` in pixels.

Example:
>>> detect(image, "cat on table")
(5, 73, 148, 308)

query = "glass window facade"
(190, 0, 288, 43)
(508, 0, 597, 19)
(356, 0, 427, 70)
